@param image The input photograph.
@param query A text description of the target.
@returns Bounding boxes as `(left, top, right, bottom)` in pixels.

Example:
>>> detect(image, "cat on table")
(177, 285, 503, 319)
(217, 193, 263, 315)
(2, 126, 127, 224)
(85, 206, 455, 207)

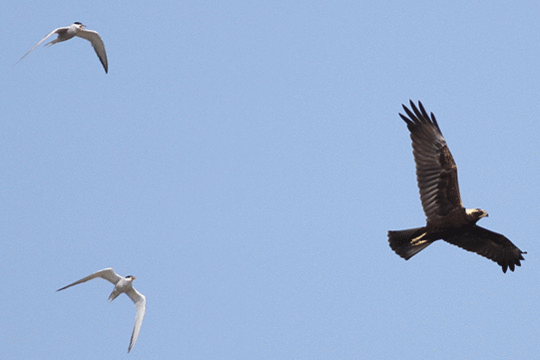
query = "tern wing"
(57, 268, 122, 291)
(126, 287, 146, 353)
(76, 29, 108, 73)
(17, 27, 62, 64)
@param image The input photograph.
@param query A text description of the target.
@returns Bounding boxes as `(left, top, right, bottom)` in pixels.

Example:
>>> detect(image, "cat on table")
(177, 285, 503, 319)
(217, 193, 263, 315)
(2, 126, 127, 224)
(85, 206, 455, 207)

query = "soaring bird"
(388, 100, 525, 272)
(57, 268, 146, 352)
(18, 22, 108, 73)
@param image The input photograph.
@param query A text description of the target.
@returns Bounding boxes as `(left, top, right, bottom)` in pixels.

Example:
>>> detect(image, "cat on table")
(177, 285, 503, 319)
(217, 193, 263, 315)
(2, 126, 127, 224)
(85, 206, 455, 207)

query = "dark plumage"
(388, 100, 525, 272)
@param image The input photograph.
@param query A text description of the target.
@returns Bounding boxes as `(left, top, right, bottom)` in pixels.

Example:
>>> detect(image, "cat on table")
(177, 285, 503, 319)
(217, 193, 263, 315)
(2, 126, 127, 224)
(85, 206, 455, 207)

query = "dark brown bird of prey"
(388, 100, 525, 273)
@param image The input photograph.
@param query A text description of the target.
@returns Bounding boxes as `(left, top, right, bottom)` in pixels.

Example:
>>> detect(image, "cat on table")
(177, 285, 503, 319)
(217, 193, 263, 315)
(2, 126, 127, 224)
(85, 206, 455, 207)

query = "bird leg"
(411, 232, 429, 245)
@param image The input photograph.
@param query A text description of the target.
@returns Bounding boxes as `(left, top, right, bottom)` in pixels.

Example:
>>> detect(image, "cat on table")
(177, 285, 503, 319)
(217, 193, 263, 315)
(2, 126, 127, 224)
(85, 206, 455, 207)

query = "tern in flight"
(57, 268, 146, 353)
(18, 22, 108, 73)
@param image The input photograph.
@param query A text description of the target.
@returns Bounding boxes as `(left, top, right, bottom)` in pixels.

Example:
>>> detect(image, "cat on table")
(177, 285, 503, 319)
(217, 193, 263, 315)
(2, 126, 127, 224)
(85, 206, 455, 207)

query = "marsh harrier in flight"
(388, 101, 525, 272)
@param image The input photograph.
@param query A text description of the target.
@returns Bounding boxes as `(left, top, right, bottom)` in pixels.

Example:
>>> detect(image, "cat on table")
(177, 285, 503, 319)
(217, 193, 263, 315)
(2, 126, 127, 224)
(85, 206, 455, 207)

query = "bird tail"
(108, 288, 121, 302)
(388, 227, 433, 260)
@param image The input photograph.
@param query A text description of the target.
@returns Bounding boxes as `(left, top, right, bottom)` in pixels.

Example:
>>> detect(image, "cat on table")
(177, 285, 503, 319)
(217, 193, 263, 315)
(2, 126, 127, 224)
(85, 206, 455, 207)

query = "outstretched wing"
(126, 288, 146, 353)
(56, 268, 122, 291)
(444, 225, 526, 273)
(399, 101, 463, 223)
(16, 27, 62, 64)
(76, 29, 108, 73)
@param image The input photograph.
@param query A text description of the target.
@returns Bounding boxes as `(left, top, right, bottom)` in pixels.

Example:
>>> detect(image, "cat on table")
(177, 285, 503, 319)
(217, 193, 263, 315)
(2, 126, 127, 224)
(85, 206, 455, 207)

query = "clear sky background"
(1, 1, 539, 359)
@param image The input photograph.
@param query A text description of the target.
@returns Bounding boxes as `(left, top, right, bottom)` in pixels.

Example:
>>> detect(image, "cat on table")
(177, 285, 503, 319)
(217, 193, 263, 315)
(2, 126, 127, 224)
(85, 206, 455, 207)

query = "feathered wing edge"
(76, 30, 108, 73)
(400, 100, 464, 221)
(444, 226, 526, 273)
(127, 289, 146, 353)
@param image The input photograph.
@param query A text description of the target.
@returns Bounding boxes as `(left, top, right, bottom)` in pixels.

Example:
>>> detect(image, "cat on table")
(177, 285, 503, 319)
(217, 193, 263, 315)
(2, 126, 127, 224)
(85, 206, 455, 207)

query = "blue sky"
(2, 1, 539, 359)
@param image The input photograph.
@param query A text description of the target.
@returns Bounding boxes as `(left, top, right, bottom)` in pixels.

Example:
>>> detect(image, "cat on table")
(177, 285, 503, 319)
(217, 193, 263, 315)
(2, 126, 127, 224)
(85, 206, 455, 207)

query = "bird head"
(126, 275, 136, 281)
(465, 208, 488, 223)
(73, 22, 86, 29)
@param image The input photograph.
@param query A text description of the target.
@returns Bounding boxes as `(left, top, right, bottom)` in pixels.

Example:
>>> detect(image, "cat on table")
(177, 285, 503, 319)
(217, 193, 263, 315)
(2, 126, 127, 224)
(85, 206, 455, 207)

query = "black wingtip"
(500, 254, 525, 273)
(399, 100, 443, 134)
